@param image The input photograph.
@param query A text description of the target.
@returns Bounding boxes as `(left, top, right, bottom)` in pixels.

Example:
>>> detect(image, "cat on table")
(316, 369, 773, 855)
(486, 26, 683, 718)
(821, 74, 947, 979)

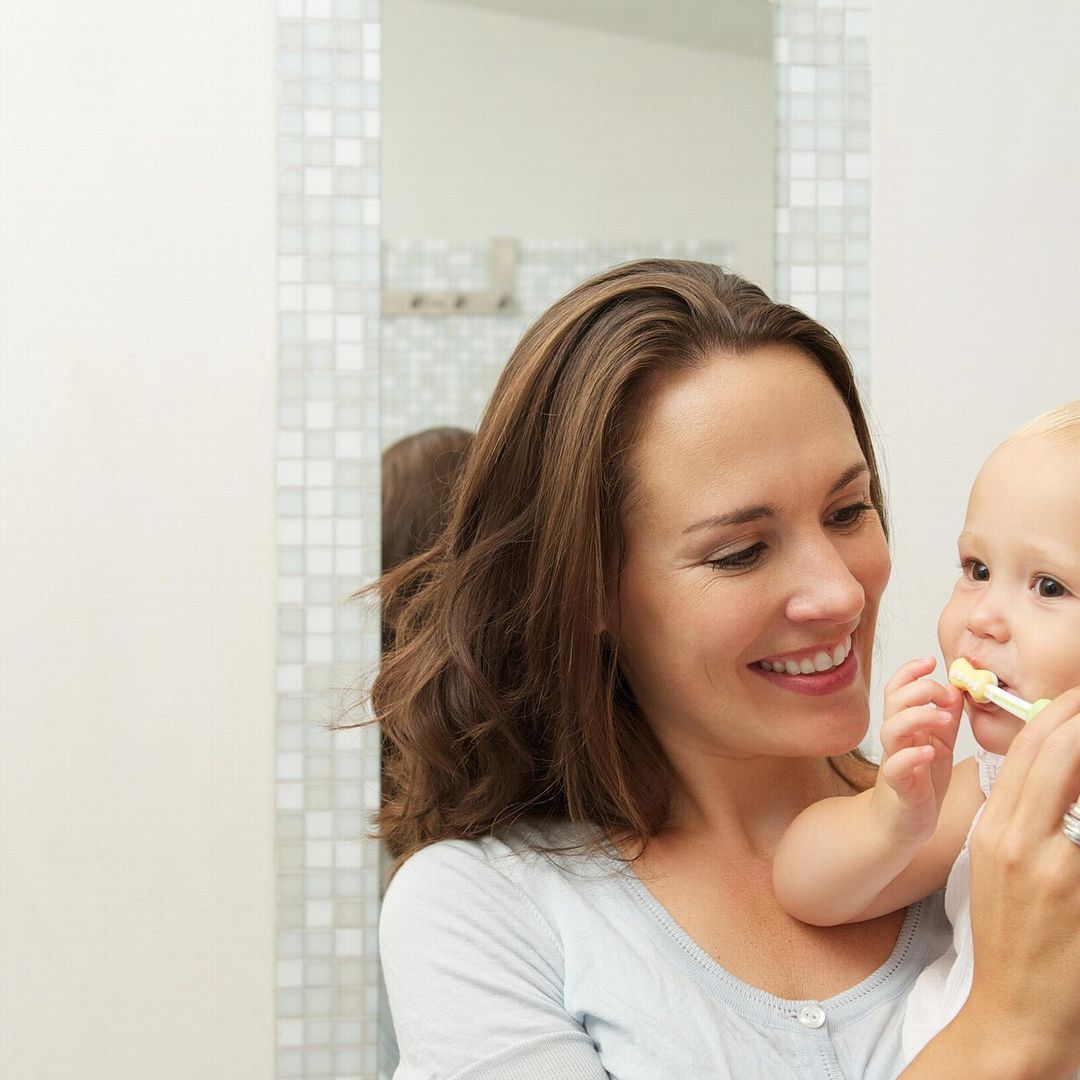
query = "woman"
(363, 261, 1080, 1078)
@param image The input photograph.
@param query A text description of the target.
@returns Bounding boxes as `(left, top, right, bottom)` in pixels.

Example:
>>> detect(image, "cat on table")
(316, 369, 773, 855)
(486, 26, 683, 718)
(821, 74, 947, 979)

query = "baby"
(773, 400, 1080, 1067)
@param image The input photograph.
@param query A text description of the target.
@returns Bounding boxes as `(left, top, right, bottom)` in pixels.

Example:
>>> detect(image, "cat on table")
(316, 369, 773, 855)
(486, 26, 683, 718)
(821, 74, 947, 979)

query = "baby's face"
(938, 435, 1080, 756)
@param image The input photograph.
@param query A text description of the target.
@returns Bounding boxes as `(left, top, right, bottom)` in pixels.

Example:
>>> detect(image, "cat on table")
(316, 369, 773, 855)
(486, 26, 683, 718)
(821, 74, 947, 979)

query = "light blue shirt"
(380, 823, 950, 1080)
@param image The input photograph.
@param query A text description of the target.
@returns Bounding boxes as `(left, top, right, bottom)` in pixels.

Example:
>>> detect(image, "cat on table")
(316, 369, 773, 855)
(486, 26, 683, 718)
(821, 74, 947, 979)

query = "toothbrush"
(948, 658, 1051, 723)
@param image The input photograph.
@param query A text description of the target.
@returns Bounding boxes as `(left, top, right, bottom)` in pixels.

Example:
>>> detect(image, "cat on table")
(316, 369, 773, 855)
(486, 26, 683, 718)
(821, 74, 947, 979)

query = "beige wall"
(870, 0, 1080, 756)
(0, 2, 278, 1076)
(383, 0, 776, 291)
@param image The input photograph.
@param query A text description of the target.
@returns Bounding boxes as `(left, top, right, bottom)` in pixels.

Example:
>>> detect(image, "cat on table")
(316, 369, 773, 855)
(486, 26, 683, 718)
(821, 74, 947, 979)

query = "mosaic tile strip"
(275, 1, 382, 1078)
(381, 240, 736, 449)
(773, 0, 871, 381)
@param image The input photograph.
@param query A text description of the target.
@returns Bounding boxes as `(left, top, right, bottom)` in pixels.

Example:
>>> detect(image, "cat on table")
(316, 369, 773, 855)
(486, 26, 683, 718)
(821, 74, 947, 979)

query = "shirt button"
(797, 1004, 826, 1029)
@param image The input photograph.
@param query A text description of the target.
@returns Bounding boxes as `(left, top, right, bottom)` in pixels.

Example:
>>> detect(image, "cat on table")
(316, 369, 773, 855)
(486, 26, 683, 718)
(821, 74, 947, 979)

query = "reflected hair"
(345, 260, 886, 873)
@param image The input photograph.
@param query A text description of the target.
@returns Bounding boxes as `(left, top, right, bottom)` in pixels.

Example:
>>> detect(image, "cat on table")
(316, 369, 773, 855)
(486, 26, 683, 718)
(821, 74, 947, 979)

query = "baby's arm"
(774, 657, 981, 926)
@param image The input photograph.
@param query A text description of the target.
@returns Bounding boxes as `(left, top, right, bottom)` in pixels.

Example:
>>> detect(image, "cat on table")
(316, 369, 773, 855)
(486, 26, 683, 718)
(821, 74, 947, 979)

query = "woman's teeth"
(758, 635, 852, 675)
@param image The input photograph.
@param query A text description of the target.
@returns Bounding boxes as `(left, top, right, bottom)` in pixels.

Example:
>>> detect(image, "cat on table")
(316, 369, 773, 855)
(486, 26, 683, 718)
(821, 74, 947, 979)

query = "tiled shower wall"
(274, 1, 382, 1078)
(381, 241, 735, 449)
(773, 0, 871, 376)
(274, 1, 869, 1077)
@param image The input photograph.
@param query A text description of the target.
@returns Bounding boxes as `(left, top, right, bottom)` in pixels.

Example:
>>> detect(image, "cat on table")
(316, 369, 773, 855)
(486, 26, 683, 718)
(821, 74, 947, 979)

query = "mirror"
(380, 0, 775, 449)
(377, 2, 774, 1071)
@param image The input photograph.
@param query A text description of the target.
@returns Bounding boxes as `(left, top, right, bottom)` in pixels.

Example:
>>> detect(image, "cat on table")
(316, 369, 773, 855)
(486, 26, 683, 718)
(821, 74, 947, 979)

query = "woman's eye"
(1034, 575, 1070, 599)
(961, 559, 990, 582)
(828, 501, 874, 528)
(708, 542, 766, 571)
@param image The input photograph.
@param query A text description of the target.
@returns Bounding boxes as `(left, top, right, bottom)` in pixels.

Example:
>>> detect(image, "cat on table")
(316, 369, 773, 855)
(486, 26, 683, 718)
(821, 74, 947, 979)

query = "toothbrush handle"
(1025, 698, 1051, 722)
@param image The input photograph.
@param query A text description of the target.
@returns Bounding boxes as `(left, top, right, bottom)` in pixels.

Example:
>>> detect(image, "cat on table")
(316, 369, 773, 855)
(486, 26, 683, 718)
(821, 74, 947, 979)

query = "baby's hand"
(872, 657, 964, 846)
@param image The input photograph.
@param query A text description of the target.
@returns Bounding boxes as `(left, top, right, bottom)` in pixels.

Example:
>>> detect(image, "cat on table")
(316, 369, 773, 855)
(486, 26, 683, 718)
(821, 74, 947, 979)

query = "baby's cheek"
(936, 597, 961, 660)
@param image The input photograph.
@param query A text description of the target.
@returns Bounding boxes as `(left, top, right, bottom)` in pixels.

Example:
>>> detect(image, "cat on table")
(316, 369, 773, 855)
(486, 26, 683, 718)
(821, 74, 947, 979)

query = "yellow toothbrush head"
(948, 657, 999, 704)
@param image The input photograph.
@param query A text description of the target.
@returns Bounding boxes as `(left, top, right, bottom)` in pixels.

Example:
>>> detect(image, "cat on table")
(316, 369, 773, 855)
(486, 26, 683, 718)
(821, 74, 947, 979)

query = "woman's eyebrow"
(681, 462, 869, 536)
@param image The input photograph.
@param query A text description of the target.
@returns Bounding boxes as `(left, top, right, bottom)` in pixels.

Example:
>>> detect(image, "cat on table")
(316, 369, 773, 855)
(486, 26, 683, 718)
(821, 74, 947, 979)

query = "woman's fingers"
(980, 686, 1080, 827)
(1002, 712, 1080, 839)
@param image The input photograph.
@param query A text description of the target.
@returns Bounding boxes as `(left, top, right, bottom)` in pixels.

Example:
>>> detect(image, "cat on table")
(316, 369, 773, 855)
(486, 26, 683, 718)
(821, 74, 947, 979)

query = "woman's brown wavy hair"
(347, 260, 886, 873)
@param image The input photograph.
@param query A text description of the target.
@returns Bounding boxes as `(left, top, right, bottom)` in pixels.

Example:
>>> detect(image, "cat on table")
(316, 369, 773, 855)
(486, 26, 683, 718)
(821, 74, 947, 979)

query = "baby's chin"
(967, 700, 1025, 757)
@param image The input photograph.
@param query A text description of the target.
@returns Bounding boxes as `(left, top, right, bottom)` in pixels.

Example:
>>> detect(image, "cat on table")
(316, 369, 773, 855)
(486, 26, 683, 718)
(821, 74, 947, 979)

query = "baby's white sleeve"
(379, 839, 610, 1080)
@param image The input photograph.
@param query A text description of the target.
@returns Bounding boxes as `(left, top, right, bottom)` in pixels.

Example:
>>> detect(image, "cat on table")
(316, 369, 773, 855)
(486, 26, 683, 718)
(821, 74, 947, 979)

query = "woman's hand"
(963, 686, 1080, 1074)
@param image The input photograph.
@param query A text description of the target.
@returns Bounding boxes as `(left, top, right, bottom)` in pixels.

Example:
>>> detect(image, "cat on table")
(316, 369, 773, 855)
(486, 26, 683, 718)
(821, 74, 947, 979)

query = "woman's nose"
(784, 540, 865, 624)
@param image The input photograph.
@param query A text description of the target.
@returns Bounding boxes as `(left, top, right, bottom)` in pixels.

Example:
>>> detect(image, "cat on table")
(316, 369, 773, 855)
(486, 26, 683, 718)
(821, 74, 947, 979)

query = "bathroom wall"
(0, 1, 278, 1077)
(869, 0, 1080, 756)
(382, 0, 775, 287)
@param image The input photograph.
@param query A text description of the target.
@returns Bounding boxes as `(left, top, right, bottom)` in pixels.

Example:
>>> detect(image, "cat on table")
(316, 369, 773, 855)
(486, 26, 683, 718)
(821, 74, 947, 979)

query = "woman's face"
(610, 345, 891, 763)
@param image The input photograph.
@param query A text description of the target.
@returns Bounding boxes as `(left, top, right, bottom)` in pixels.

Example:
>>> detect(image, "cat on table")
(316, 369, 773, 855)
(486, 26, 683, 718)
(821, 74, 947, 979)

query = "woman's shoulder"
(385, 820, 612, 908)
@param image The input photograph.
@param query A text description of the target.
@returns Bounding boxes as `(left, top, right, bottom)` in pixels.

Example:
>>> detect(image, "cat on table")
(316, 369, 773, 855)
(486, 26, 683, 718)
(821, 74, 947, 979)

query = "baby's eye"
(1034, 575, 1070, 599)
(961, 558, 990, 582)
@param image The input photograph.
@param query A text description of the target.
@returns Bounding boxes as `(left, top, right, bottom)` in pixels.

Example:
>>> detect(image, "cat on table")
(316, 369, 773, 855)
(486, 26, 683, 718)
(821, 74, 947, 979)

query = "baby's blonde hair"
(1001, 399, 1080, 448)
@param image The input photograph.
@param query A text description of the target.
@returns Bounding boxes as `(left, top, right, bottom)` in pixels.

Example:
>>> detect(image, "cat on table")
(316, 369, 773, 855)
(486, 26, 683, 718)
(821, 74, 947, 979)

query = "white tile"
(335, 929, 364, 956)
(334, 138, 363, 167)
(335, 549, 364, 575)
(304, 109, 333, 137)
(306, 840, 334, 868)
(277, 959, 304, 988)
(818, 265, 844, 292)
(305, 313, 333, 341)
(336, 344, 364, 370)
(306, 900, 334, 927)
(306, 606, 334, 634)
(305, 401, 335, 429)
(334, 840, 364, 869)
(304, 284, 334, 312)
(277, 1019, 304, 1048)
(305, 634, 333, 662)
(277, 752, 305, 781)
(306, 546, 334, 574)
(336, 315, 364, 341)
(279, 284, 304, 312)
(789, 66, 815, 93)
(279, 518, 304, 545)
(277, 781, 304, 811)
(278, 577, 304, 604)
(845, 152, 870, 180)
(335, 432, 364, 458)
(305, 168, 333, 196)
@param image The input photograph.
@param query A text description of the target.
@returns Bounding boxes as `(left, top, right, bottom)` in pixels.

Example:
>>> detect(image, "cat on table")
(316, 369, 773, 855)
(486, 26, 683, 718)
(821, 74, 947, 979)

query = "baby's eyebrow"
(958, 531, 1076, 569)
(681, 462, 868, 536)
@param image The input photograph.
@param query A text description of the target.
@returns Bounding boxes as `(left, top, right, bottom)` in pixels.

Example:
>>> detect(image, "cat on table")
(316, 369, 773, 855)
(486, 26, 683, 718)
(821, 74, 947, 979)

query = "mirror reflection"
(378, 2, 773, 1072)
(381, 0, 775, 449)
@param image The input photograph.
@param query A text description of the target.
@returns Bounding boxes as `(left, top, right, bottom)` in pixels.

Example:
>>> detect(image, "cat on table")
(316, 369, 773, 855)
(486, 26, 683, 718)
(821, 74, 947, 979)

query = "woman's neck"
(659, 750, 856, 858)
